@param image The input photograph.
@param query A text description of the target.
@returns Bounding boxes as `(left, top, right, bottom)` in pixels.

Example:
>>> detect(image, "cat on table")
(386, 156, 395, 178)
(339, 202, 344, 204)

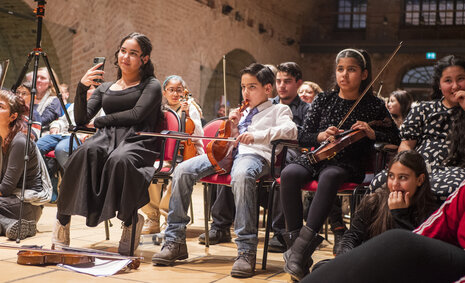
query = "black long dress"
(57, 76, 162, 227)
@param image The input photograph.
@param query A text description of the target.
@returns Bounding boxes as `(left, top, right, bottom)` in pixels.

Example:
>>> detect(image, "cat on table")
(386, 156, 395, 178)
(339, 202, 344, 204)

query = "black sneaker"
(268, 233, 286, 253)
(198, 228, 231, 245)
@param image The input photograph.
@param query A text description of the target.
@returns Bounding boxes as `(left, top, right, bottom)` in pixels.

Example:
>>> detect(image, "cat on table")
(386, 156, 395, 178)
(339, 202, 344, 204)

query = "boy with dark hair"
(152, 63, 298, 278)
(199, 61, 310, 253)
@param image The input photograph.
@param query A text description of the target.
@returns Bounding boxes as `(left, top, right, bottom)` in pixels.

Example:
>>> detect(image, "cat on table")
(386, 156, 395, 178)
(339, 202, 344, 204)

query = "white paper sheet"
(58, 258, 132, 277)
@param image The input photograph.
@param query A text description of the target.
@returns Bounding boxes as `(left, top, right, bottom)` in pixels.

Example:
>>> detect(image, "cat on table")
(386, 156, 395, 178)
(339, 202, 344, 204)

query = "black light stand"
(12, 0, 75, 243)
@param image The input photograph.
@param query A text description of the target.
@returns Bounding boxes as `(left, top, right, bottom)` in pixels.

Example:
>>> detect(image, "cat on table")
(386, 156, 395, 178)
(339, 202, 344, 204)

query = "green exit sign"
(426, 52, 436, 60)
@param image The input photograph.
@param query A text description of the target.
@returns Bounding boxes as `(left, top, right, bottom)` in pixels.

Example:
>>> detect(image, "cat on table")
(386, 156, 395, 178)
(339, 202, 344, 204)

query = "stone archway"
(0, 1, 65, 89)
(200, 49, 255, 122)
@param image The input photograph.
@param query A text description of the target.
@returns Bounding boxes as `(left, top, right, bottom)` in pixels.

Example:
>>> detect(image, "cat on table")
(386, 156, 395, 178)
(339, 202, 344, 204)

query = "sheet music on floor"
(58, 258, 132, 277)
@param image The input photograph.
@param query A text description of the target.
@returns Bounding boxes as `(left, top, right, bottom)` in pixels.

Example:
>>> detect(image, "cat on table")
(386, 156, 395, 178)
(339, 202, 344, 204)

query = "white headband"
(337, 49, 366, 69)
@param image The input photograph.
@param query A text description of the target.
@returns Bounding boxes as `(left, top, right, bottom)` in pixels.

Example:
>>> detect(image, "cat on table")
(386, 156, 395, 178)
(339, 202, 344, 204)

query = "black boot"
(282, 229, 300, 251)
(283, 226, 324, 281)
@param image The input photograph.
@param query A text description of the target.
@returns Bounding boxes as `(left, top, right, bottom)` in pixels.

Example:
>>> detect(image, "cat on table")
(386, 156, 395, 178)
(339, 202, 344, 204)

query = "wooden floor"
(0, 185, 334, 282)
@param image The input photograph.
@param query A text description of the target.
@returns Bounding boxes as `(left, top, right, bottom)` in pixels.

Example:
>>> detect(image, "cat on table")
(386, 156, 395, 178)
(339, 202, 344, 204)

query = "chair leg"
(262, 181, 276, 270)
(104, 220, 110, 240)
(349, 194, 355, 227)
(256, 193, 260, 229)
(324, 218, 329, 242)
(262, 207, 267, 228)
(256, 180, 265, 228)
(189, 196, 194, 224)
(129, 211, 137, 256)
(203, 183, 210, 247)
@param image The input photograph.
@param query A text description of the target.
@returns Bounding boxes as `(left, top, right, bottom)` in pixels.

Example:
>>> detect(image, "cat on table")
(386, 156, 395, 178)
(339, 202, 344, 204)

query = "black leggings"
(302, 229, 465, 283)
(280, 163, 350, 232)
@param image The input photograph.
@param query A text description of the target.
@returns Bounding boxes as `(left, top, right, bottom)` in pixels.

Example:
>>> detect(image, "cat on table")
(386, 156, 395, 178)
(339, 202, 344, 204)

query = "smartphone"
(93, 57, 105, 83)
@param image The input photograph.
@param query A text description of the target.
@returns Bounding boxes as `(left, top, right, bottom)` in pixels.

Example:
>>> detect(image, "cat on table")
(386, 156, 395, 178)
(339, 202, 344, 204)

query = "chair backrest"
(201, 117, 227, 149)
(162, 108, 182, 161)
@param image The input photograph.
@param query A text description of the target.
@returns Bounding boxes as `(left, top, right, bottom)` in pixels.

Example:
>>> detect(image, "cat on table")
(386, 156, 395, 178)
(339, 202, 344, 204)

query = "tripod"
(11, 0, 75, 243)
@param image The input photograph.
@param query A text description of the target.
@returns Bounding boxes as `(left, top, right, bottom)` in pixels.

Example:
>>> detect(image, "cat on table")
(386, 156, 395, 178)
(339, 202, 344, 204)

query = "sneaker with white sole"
(118, 214, 144, 255)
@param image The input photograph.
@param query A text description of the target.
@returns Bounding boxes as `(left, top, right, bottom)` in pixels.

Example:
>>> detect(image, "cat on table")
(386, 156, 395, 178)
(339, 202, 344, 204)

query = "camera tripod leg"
(15, 1, 77, 244)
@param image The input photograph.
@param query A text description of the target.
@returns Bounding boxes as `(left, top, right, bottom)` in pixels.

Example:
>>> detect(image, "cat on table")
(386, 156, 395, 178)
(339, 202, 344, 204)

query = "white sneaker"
(118, 214, 144, 255)
(51, 219, 70, 249)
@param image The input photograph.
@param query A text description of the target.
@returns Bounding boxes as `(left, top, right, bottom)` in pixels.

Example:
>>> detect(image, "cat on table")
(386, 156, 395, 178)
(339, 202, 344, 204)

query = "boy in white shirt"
(152, 63, 297, 278)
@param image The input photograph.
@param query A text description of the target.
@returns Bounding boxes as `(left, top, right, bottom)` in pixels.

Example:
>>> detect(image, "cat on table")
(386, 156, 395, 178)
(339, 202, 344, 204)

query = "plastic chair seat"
(200, 174, 232, 185)
(200, 174, 273, 186)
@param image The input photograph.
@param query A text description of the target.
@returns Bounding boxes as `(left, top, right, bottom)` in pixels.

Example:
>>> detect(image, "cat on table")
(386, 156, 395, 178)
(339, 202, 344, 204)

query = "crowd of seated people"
(2, 31, 465, 282)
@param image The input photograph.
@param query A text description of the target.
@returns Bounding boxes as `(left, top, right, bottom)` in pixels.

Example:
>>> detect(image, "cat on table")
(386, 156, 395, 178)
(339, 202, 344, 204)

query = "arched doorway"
(200, 49, 255, 122)
(0, 1, 65, 89)
(400, 65, 434, 101)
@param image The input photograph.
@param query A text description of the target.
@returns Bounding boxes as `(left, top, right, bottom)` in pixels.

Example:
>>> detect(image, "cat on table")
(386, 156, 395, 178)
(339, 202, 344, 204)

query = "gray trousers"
(0, 196, 42, 235)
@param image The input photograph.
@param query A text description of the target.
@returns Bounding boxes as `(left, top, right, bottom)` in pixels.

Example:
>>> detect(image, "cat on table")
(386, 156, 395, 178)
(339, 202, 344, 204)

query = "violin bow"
(0, 242, 142, 261)
(336, 42, 403, 130)
(223, 55, 228, 116)
(376, 81, 384, 99)
(137, 130, 236, 141)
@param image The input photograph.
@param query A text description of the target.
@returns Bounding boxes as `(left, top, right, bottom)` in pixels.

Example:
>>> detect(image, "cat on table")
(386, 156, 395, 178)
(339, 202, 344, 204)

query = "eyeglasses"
(165, 88, 184, 94)
(16, 90, 31, 97)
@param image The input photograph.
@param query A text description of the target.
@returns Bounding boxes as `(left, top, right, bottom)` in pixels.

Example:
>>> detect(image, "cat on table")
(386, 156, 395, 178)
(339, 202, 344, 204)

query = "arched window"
(401, 65, 434, 86)
(401, 65, 434, 100)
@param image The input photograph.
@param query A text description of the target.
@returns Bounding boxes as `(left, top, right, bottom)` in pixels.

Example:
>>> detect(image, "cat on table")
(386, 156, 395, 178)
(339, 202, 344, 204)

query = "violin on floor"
(0, 243, 141, 269)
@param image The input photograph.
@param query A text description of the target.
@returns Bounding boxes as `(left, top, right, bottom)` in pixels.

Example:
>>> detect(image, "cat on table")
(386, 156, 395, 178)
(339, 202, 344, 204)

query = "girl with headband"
(278, 48, 400, 281)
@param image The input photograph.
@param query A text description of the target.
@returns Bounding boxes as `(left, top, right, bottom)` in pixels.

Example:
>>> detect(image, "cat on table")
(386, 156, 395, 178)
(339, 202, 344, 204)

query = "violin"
(206, 100, 249, 174)
(179, 89, 197, 161)
(306, 119, 391, 164)
(17, 250, 95, 266)
(0, 243, 141, 269)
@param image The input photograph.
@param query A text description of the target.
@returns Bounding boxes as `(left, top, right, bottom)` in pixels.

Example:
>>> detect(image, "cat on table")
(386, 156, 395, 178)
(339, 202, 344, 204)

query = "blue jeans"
(36, 134, 78, 167)
(165, 153, 270, 253)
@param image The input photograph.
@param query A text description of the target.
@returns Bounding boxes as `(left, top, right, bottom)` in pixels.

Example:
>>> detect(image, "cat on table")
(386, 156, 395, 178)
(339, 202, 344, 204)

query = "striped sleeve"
(414, 181, 465, 248)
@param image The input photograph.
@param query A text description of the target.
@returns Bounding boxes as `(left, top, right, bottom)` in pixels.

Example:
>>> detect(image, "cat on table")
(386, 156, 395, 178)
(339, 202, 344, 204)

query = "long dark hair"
(390, 89, 413, 120)
(0, 89, 28, 153)
(431, 55, 465, 100)
(363, 150, 436, 238)
(444, 107, 465, 167)
(114, 32, 156, 81)
(332, 48, 373, 96)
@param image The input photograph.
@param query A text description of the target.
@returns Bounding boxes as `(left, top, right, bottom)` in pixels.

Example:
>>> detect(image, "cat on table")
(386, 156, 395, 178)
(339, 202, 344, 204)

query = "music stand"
(11, 0, 75, 243)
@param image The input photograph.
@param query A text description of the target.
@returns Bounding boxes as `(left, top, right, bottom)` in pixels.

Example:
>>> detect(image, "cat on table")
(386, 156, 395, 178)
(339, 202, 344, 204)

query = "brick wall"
(1, 0, 303, 120)
(4, 0, 459, 120)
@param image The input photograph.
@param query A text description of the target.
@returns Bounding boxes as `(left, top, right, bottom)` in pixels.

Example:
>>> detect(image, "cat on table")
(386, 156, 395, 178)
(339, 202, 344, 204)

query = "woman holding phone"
(52, 32, 163, 255)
